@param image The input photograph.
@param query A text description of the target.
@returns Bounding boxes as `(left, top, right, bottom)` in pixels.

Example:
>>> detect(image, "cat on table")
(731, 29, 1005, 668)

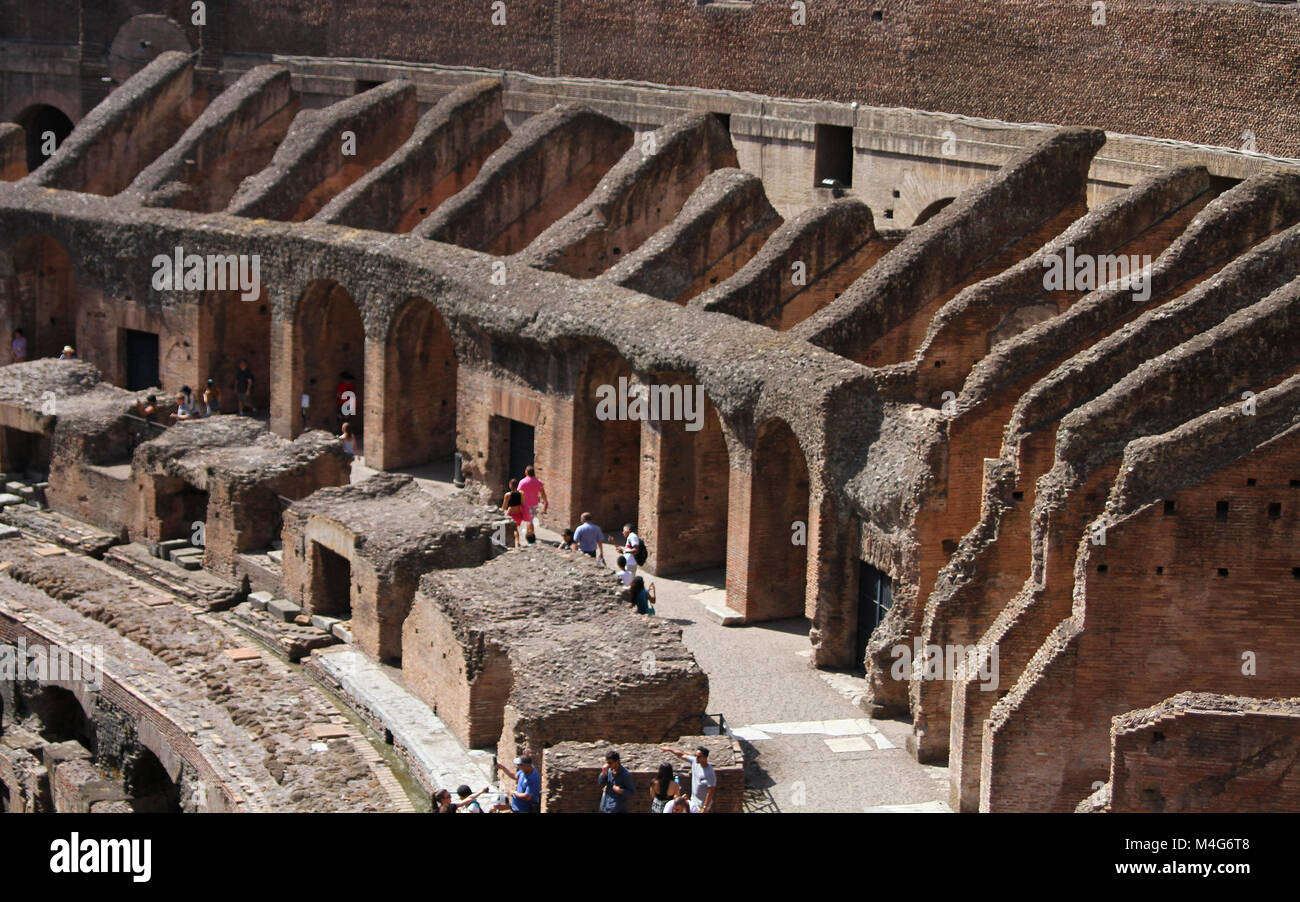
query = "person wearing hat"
(58, 345, 76, 360)
(494, 755, 540, 813)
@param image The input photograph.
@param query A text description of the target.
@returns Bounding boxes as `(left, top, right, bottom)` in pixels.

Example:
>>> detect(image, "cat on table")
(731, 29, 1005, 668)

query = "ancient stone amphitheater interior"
(1, 0, 1298, 819)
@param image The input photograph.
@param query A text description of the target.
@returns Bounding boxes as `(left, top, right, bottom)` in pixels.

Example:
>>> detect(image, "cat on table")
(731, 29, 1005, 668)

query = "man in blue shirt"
(495, 755, 541, 812)
(572, 512, 605, 562)
(598, 749, 636, 813)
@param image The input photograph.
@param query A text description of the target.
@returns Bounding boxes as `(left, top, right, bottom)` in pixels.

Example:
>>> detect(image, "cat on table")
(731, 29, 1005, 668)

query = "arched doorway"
(573, 348, 641, 535)
(9, 233, 77, 360)
(641, 374, 730, 577)
(14, 105, 74, 173)
(294, 280, 365, 435)
(379, 297, 457, 468)
(747, 418, 810, 620)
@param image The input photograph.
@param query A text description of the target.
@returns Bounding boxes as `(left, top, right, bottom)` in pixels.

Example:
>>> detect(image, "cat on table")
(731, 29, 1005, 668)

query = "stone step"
(5, 481, 25, 495)
(266, 549, 283, 564)
(157, 538, 191, 559)
(168, 545, 201, 565)
(171, 551, 204, 571)
(332, 621, 353, 644)
(102, 543, 243, 611)
(267, 598, 302, 622)
(248, 590, 274, 612)
(229, 602, 338, 663)
(310, 614, 341, 633)
(0, 493, 22, 507)
(0, 506, 121, 558)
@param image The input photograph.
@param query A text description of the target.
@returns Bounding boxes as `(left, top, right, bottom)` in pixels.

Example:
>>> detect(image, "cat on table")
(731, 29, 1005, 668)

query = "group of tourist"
(7, 329, 77, 364)
(127, 361, 258, 427)
(499, 465, 657, 616)
(135, 362, 254, 426)
(431, 746, 719, 814)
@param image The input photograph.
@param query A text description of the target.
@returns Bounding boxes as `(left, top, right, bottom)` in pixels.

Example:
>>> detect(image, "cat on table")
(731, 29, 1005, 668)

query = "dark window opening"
(872, 9, 884, 22)
(1217, 568, 1229, 578)
(1163, 500, 1176, 515)
(711, 112, 731, 134)
(16, 104, 74, 172)
(1155, 566, 1164, 575)
(1269, 502, 1282, 519)
(124, 329, 160, 392)
(814, 124, 853, 189)
(1216, 500, 1229, 520)
(354, 79, 385, 94)
(1012, 491, 1024, 501)
(1246, 478, 1257, 486)
(1096, 564, 1108, 573)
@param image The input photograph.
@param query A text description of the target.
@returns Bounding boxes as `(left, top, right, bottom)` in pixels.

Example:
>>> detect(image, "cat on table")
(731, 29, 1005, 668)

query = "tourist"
(235, 359, 255, 415)
(137, 393, 160, 423)
(649, 763, 681, 813)
(628, 575, 655, 615)
(616, 556, 635, 587)
(517, 464, 548, 543)
(573, 511, 605, 562)
(455, 785, 490, 813)
(58, 345, 76, 360)
(202, 378, 222, 416)
(598, 749, 636, 813)
(557, 528, 576, 551)
(10, 329, 26, 363)
(432, 788, 456, 813)
(335, 370, 356, 427)
(494, 756, 540, 813)
(171, 391, 199, 422)
(615, 523, 643, 573)
(339, 422, 357, 458)
(659, 745, 716, 812)
(501, 478, 528, 548)
(662, 795, 702, 813)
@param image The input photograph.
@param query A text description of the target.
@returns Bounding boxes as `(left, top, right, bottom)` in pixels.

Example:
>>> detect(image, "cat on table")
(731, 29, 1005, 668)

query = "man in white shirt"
(660, 745, 717, 812)
(617, 524, 641, 574)
(617, 556, 635, 587)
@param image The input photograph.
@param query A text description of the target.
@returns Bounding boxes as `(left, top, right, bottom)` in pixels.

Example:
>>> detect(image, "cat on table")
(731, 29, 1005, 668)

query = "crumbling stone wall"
(1109, 694, 1300, 814)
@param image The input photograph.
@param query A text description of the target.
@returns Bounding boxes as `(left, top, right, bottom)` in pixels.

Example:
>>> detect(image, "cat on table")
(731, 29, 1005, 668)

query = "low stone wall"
(541, 736, 743, 813)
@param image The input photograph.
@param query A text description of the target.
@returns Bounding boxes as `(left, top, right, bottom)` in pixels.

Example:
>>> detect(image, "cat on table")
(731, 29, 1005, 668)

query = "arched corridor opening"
(202, 288, 272, 414)
(641, 375, 730, 577)
(9, 233, 77, 361)
(746, 418, 811, 620)
(15, 104, 73, 173)
(377, 297, 458, 469)
(294, 280, 365, 435)
(573, 349, 641, 533)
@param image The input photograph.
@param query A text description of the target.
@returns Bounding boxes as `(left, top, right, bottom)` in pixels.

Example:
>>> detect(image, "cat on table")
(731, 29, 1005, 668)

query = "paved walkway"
(354, 459, 952, 813)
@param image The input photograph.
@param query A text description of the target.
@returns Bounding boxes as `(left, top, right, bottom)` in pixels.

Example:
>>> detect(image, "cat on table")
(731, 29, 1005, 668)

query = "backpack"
(633, 538, 648, 566)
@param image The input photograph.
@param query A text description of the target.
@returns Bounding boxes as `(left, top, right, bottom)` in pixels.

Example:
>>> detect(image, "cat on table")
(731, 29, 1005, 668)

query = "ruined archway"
(376, 297, 458, 469)
(745, 418, 811, 620)
(201, 288, 272, 414)
(14, 104, 73, 173)
(9, 233, 78, 360)
(572, 348, 641, 537)
(639, 372, 729, 578)
(293, 280, 365, 436)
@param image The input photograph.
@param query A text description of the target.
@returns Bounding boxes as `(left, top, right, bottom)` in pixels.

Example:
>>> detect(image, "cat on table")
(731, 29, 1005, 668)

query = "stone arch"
(637, 370, 730, 578)
(913, 196, 955, 227)
(293, 279, 365, 435)
(373, 296, 458, 469)
(8, 233, 78, 360)
(572, 347, 641, 534)
(745, 417, 811, 620)
(107, 14, 193, 85)
(14, 104, 74, 173)
(201, 287, 273, 414)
